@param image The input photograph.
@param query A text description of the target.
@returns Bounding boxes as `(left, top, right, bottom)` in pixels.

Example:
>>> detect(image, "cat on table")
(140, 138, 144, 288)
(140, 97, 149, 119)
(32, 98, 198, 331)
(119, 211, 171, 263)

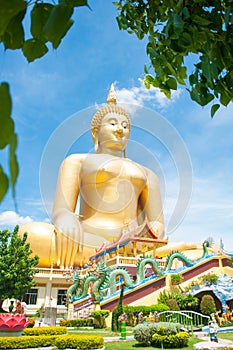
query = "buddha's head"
(91, 85, 131, 155)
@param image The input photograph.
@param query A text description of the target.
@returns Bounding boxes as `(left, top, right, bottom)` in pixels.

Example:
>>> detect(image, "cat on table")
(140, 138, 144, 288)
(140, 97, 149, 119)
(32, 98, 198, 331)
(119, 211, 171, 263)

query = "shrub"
(179, 293, 199, 311)
(26, 317, 35, 328)
(152, 331, 189, 348)
(59, 318, 94, 327)
(55, 334, 104, 349)
(91, 310, 110, 328)
(122, 303, 169, 326)
(22, 326, 67, 336)
(133, 323, 152, 346)
(158, 286, 182, 305)
(133, 321, 182, 346)
(171, 273, 183, 285)
(202, 274, 218, 285)
(0, 335, 56, 349)
(200, 295, 216, 315)
(166, 299, 180, 311)
(0, 334, 104, 349)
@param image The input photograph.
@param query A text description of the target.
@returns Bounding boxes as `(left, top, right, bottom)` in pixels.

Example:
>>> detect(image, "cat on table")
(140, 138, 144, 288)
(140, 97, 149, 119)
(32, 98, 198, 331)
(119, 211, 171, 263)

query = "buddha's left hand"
(147, 221, 164, 239)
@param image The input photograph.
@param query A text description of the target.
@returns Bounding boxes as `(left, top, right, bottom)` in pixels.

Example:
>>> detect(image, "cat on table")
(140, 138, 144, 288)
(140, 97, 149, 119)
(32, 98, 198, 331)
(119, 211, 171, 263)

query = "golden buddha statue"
(19, 85, 165, 269)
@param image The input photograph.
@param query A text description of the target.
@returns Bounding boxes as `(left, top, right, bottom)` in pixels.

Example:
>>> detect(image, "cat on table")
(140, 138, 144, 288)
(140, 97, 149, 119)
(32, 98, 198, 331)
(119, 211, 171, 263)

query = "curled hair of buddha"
(91, 84, 130, 140)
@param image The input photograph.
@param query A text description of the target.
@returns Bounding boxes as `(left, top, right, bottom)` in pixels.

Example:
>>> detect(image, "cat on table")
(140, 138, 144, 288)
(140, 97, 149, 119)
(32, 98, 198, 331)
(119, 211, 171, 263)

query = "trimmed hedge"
(55, 334, 104, 349)
(133, 322, 182, 346)
(152, 331, 189, 348)
(0, 334, 104, 349)
(0, 335, 56, 349)
(22, 326, 67, 336)
(60, 318, 94, 327)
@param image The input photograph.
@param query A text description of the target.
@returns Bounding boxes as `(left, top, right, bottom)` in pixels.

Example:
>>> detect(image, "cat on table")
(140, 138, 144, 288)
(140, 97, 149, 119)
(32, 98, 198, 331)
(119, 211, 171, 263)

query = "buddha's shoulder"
(141, 164, 159, 181)
(62, 153, 88, 165)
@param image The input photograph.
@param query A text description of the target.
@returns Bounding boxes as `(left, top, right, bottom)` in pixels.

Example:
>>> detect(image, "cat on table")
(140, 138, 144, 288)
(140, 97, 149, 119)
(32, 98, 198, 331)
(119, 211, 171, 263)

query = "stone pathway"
(194, 332, 233, 349)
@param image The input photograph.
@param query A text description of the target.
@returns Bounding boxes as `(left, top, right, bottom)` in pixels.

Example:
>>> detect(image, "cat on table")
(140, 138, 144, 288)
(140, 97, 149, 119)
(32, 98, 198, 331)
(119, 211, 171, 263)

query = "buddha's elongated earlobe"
(123, 149, 127, 158)
(94, 136, 99, 153)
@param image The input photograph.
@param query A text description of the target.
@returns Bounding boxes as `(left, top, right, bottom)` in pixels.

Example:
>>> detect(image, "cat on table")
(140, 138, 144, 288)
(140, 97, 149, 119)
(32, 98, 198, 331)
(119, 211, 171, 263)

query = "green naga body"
(165, 240, 212, 271)
(67, 239, 212, 303)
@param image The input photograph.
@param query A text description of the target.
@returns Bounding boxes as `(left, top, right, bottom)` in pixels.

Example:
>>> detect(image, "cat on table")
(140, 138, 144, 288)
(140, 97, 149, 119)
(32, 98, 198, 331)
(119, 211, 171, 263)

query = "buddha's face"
(97, 113, 130, 153)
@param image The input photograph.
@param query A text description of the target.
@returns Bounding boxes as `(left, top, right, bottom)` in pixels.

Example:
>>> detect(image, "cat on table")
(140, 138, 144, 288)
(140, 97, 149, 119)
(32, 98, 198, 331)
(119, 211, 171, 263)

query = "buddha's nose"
(116, 128, 123, 135)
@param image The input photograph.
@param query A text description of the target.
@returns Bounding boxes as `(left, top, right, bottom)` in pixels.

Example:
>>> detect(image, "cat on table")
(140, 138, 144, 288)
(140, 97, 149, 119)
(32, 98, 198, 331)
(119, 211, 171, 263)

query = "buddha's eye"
(109, 119, 116, 125)
(122, 122, 128, 129)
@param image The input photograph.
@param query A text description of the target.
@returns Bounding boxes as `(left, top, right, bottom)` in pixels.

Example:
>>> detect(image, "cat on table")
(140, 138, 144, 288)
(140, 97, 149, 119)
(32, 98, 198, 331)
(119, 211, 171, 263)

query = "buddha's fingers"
(60, 233, 68, 269)
(69, 241, 80, 267)
(55, 228, 62, 266)
(65, 236, 73, 269)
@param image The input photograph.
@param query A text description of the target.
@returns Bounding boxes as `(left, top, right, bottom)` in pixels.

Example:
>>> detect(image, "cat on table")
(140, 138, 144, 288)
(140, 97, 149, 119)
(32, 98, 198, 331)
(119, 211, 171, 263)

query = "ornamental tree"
(200, 294, 217, 315)
(0, 226, 39, 312)
(115, 0, 233, 116)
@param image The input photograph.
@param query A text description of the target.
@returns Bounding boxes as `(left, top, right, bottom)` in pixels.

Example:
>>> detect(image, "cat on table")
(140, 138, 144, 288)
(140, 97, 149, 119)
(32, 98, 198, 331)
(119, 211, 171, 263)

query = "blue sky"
(0, 1, 233, 251)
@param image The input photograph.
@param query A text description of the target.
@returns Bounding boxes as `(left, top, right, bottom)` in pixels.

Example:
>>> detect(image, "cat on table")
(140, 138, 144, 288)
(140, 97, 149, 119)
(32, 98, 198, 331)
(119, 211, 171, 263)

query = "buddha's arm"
(140, 168, 164, 239)
(53, 154, 82, 216)
(52, 154, 83, 268)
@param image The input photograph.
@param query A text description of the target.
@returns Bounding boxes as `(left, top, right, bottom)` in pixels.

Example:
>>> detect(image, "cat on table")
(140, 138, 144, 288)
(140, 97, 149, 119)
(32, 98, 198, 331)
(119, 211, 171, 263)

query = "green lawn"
(68, 328, 123, 337)
(105, 337, 202, 350)
(68, 328, 233, 349)
(68, 328, 204, 349)
(218, 332, 233, 341)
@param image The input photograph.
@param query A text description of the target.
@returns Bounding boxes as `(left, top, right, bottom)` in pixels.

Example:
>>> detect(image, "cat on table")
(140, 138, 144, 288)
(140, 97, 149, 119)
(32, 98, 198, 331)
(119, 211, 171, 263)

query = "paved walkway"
(194, 331, 233, 349)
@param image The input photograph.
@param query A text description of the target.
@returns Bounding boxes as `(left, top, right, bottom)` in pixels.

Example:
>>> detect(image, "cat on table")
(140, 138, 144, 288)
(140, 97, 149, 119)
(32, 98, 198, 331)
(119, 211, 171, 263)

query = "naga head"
(93, 259, 111, 278)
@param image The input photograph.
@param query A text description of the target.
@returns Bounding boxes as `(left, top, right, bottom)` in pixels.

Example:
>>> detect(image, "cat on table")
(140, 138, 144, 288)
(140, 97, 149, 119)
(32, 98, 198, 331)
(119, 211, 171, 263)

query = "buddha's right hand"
(53, 209, 83, 269)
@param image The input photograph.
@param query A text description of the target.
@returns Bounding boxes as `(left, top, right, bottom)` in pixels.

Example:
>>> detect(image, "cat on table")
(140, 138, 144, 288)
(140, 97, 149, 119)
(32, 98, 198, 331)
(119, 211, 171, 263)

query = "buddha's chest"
(80, 155, 147, 188)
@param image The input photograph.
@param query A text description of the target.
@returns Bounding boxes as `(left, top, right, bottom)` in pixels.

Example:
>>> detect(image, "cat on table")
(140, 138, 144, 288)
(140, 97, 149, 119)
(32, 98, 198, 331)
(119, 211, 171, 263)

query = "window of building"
(23, 288, 38, 305)
(57, 289, 67, 305)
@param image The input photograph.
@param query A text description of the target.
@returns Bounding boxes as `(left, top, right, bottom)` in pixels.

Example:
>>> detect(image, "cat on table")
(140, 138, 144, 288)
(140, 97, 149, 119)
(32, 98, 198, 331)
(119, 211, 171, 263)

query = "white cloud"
(116, 84, 182, 110)
(0, 211, 33, 229)
(0, 210, 51, 230)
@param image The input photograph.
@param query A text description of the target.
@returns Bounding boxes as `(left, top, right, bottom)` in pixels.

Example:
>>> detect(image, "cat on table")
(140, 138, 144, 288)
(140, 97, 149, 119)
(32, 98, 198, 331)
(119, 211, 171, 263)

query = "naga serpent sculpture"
(67, 239, 213, 303)
(165, 239, 213, 271)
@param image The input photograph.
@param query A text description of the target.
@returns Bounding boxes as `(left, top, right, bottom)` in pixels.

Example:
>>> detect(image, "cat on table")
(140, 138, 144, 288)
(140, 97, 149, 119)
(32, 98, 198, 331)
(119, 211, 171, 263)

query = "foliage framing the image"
(114, 0, 233, 116)
(0, 0, 89, 204)
(0, 226, 39, 311)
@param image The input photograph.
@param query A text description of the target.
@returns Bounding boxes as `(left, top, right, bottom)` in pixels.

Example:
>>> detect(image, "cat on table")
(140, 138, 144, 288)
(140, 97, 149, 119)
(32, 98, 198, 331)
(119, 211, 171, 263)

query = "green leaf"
(172, 14, 184, 30)
(0, 166, 9, 202)
(193, 15, 212, 26)
(0, 0, 26, 36)
(0, 82, 11, 118)
(167, 77, 177, 90)
(211, 104, 220, 118)
(2, 9, 26, 50)
(9, 133, 19, 199)
(189, 88, 201, 104)
(179, 66, 187, 80)
(220, 91, 231, 106)
(210, 63, 218, 81)
(0, 82, 14, 149)
(60, 0, 89, 6)
(43, 3, 74, 49)
(179, 32, 192, 47)
(31, 3, 54, 40)
(201, 55, 212, 81)
(22, 38, 48, 62)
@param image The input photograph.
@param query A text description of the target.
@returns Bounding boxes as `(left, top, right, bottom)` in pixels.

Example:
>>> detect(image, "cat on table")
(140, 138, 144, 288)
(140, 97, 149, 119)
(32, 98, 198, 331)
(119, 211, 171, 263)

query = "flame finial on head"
(107, 83, 117, 104)
(91, 84, 130, 142)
